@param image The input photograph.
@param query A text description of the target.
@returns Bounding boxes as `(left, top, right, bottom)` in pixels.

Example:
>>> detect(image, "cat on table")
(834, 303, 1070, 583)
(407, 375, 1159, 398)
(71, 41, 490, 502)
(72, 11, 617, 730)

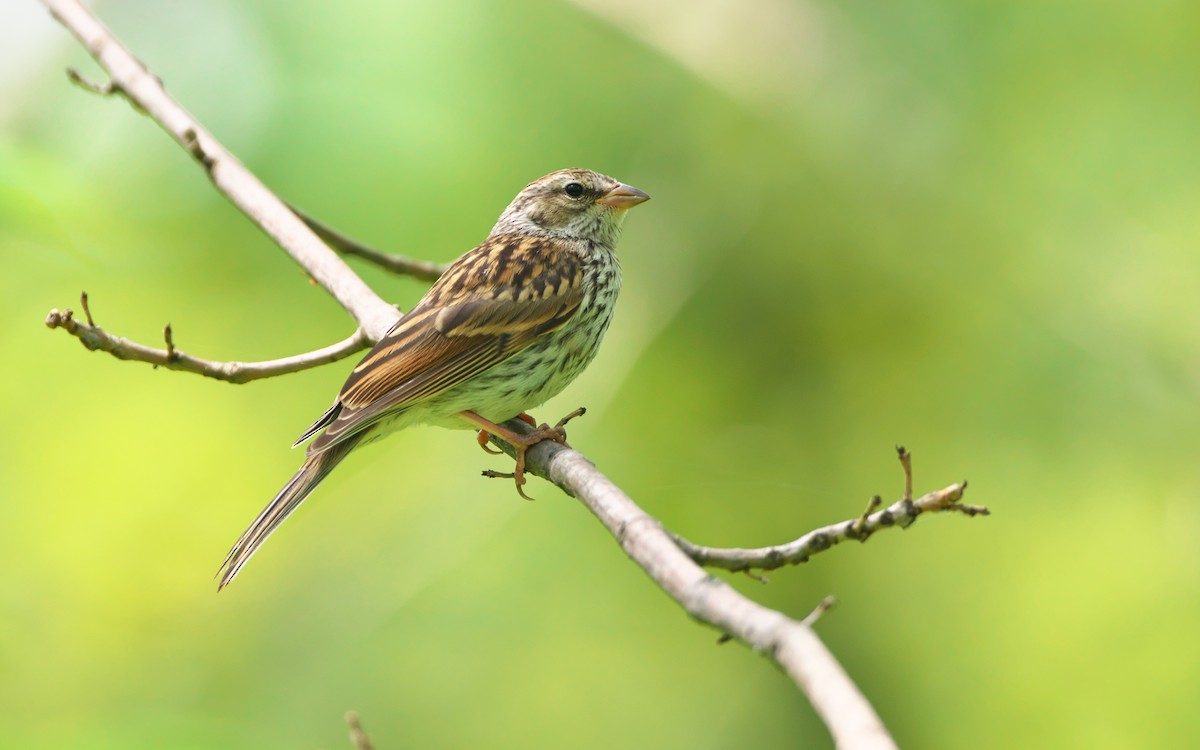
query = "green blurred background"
(3, 0, 1198, 747)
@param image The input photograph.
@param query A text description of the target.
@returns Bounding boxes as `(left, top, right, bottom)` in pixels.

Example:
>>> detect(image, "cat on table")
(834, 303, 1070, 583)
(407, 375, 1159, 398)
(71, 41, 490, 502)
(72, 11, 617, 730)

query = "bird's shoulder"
(429, 233, 586, 305)
(422, 233, 587, 340)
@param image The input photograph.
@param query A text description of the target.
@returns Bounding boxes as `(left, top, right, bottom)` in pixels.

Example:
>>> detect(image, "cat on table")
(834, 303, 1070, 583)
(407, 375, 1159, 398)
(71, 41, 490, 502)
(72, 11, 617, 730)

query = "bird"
(216, 168, 649, 589)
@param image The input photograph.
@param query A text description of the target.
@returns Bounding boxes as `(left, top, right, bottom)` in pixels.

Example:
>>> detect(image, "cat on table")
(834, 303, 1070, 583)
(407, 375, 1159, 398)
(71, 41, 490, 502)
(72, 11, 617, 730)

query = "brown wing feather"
(306, 236, 584, 454)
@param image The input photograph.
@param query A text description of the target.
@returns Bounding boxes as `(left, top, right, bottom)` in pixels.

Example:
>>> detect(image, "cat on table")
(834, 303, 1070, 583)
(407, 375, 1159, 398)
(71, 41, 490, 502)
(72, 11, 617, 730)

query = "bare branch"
(488, 421, 903, 749)
(672, 446, 984, 573)
(45, 297, 368, 384)
(40, 0, 401, 340)
(291, 206, 448, 282)
(674, 482, 979, 573)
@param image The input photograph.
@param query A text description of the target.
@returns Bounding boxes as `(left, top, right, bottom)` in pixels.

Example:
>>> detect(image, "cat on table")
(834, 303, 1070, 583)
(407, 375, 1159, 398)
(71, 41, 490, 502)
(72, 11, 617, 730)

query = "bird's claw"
(476, 412, 538, 454)
(476, 430, 503, 454)
(481, 458, 535, 501)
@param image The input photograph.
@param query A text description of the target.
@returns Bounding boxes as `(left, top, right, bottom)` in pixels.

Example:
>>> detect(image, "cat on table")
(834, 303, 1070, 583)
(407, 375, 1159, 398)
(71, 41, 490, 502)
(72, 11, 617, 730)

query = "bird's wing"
(306, 237, 584, 454)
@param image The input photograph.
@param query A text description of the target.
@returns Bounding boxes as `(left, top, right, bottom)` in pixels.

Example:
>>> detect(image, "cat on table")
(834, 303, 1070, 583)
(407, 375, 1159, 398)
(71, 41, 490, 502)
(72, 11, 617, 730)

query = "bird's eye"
(563, 182, 585, 198)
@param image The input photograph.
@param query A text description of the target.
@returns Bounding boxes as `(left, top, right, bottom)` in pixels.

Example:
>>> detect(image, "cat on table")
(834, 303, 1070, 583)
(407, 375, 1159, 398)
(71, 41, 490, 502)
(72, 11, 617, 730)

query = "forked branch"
(41, 0, 400, 341)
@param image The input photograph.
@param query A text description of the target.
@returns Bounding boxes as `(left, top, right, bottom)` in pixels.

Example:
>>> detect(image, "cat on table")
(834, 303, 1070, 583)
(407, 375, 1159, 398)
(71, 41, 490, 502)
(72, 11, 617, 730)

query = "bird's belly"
(419, 314, 610, 430)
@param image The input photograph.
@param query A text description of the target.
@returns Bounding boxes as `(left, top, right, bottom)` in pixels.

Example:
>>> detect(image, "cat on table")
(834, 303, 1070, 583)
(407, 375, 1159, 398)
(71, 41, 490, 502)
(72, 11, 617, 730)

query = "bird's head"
(492, 168, 650, 244)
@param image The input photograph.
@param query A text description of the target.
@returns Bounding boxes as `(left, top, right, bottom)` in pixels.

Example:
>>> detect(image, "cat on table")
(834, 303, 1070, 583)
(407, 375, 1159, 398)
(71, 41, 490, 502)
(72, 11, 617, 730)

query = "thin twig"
(66, 66, 117, 96)
(801, 596, 837, 628)
(852, 495, 883, 536)
(290, 205, 448, 282)
(79, 290, 95, 326)
(345, 711, 374, 750)
(897, 445, 913, 501)
(669, 447, 983, 573)
(45, 303, 368, 383)
(672, 481, 981, 573)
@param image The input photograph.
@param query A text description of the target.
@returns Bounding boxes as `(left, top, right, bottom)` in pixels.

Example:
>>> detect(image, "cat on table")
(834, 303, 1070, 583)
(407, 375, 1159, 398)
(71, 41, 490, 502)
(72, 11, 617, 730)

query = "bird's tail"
(216, 434, 362, 590)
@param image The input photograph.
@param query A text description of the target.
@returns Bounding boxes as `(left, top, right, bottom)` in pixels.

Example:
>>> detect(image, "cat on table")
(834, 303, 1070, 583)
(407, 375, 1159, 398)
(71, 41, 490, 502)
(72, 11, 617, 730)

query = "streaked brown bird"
(217, 168, 649, 588)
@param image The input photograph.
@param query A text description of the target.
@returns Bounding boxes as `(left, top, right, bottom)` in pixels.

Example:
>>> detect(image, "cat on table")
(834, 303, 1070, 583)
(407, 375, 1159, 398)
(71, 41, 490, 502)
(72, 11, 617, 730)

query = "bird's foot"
(476, 412, 536, 455)
(464, 408, 587, 500)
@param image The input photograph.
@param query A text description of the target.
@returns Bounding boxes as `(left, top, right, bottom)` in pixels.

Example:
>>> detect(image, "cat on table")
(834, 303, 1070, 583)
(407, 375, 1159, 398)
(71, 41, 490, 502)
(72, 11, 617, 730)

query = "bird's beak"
(597, 183, 650, 209)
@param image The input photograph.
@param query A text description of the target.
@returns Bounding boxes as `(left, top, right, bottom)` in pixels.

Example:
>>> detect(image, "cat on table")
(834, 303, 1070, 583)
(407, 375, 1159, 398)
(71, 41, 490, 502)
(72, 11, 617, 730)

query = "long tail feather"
(217, 434, 361, 589)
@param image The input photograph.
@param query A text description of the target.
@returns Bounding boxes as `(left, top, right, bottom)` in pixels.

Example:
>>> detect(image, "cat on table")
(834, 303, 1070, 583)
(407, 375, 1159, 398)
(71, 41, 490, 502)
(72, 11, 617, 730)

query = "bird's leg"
(461, 408, 586, 500)
(475, 412, 536, 455)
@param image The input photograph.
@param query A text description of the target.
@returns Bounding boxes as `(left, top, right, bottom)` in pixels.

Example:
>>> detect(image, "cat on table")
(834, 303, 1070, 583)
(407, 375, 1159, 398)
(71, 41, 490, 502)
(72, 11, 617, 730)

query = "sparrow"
(217, 168, 649, 588)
